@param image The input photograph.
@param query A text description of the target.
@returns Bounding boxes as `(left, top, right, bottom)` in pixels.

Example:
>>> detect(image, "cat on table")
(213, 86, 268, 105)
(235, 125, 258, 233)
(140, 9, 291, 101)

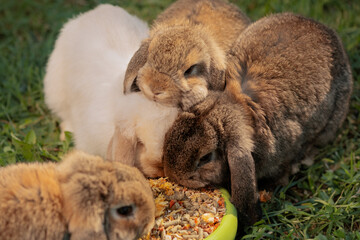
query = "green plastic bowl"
(205, 189, 238, 240)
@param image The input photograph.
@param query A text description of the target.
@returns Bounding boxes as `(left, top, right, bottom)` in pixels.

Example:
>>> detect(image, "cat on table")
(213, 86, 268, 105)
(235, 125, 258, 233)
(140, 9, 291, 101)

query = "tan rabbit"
(162, 13, 352, 234)
(123, 0, 251, 110)
(0, 151, 155, 240)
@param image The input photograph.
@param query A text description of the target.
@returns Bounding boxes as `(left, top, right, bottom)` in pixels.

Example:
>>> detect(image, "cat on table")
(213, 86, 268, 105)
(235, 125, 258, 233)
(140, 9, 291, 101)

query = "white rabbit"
(44, 4, 178, 177)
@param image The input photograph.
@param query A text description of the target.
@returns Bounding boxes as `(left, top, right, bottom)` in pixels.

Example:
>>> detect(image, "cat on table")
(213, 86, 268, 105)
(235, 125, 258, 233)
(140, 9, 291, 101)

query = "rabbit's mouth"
(180, 179, 208, 189)
(177, 175, 210, 189)
(164, 167, 208, 188)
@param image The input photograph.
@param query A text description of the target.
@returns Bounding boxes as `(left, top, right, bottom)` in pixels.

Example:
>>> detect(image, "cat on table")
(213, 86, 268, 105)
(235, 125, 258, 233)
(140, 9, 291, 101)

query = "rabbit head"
(123, 0, 251, 111)
(124, 24, 226, 110)
(162, 92, 260, 227)
(57, 151, 155, 240)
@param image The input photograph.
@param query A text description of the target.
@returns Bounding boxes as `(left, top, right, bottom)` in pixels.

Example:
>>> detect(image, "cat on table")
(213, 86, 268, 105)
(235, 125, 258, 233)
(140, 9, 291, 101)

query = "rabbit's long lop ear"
(124, 39, 150, 94)
(58, 153, 112, 239)
(106, 126, 137, 166)
(226, 141, 260, 227)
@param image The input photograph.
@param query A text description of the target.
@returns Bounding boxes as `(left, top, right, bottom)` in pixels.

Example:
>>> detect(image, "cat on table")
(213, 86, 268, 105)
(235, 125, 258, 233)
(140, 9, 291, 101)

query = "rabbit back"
(153, 0, 251, 53)
(0, 163, 66, 239)
(226, 13, 353, 182)
(43, 4, 149, 157)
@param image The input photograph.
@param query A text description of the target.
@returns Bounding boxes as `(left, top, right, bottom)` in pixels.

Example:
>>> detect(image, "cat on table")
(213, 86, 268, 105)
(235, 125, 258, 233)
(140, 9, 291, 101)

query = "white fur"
(44, 4, 178, 175)
(112, 93, 178, 176)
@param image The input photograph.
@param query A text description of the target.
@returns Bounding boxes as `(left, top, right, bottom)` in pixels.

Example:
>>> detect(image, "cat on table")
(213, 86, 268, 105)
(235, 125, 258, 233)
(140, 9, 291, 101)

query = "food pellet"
(139, 178, 226, 240)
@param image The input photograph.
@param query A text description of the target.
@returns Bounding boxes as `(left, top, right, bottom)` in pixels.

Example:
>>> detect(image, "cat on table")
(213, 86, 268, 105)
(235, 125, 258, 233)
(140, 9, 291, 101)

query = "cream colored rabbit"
(162, 13, 353, 235)
(106, 93, 177, 177)
(44, 4, 178, 177)
(123, 0, 251, 110)
(0, 151, 155, 240)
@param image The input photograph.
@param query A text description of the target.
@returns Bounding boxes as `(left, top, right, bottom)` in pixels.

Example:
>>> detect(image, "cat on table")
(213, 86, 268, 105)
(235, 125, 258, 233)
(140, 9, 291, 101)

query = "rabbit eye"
(116, 205, 133, 216)
(110, 204, 135, 220)
(198, 152, 214, 167)
(184, 64, 204, 78)
(130, 77, 140, 92)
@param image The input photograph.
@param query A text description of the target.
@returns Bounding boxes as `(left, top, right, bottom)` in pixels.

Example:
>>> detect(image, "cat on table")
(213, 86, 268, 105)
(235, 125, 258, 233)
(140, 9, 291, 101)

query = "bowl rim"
(205, 188, 238, 240)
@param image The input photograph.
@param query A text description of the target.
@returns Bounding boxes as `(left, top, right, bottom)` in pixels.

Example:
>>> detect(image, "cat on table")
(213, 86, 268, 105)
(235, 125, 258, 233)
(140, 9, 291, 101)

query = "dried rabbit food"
(140, 178, 226, 240)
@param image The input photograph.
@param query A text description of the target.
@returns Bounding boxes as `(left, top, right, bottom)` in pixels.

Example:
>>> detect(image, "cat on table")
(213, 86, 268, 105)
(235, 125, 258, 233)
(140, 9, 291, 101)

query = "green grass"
(0, 0, 359, 239)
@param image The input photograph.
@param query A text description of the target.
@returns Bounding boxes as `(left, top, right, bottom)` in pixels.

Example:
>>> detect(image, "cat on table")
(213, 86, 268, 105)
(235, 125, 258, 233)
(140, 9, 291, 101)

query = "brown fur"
(123, 0, 251, 110)
(0, 151, 155, 240)
(162, 13, 353, 233)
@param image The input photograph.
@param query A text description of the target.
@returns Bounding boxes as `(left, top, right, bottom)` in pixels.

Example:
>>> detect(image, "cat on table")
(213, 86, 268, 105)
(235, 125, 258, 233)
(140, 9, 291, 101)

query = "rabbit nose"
(153, 91, 169, 100)
(153, 90, 164, 96)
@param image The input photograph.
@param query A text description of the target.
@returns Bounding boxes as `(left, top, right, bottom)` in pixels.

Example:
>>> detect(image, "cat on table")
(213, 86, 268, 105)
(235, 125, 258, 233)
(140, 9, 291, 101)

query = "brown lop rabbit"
(123, 0, 251, 110)
(0, 151, 155, 240)
(162, 13, 353, 234)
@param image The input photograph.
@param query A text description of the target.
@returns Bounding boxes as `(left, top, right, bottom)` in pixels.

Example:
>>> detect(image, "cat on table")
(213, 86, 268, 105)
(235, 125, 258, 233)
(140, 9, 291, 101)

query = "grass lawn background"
(0, 0, 359, 239)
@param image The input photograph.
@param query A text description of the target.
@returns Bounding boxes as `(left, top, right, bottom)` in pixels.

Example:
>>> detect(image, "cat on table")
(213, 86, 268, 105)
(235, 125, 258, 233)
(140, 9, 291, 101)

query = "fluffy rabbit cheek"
(108, 204, 153, 239)
(108, 205, 139, 239)
(167, 151, 226, 189)
(180, 78, 209, 110)
(196, 151, 228, 186)
(137, 148, 165, 178)
(107, 182, 155, 240)
(109, 211, 152, 240)
(138, 66, 180, 106)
